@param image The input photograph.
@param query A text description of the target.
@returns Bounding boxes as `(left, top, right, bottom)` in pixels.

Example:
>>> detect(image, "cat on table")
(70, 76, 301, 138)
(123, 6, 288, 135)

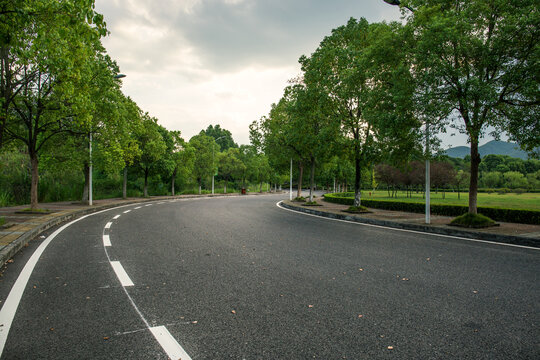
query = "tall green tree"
(402, 0, 540, 213)
(189, 133, 215, 194)
(204, 124, 237, 151)
(217, 147, 245, 193)
(133, 114, 167, 197)
(301, 18, 418, 206)
(2, 0, 108, 209)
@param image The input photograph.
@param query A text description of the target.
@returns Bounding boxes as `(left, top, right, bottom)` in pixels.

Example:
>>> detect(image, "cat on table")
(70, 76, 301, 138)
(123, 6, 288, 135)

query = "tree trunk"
(224, 180, 227, 194)
(30, 152, 39, 210)
(143, 167, 149, 197)
(354, 153, 361, 207)
(171, 167, 177, 196)
(309, 156, 316, 202)
(469, 139, 481, 214)
(297, 162, 304, 198)
(123, 167, 128, 199)
(82, 164, 90, 203)
(198, 183, 201, 195)
(259, 181, 263, 192)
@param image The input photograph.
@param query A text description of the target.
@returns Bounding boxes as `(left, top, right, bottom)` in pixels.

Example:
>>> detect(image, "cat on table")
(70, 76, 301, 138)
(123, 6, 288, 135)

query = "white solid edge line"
(110, 261, 134, 287)
(0, 199, 193, 358)
(276, 201, 539, 251)
(150, 326, 192, 360)
(103, 234, 111, 247)
(0, 202, 137, 355)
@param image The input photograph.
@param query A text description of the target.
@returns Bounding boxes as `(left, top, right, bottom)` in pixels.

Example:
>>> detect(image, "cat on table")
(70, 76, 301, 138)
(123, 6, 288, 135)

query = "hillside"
(445, 140, 530, 160)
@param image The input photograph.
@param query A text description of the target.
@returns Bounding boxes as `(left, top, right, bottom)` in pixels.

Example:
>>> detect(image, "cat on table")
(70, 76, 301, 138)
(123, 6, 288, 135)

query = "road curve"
(0, 194, 538, 359)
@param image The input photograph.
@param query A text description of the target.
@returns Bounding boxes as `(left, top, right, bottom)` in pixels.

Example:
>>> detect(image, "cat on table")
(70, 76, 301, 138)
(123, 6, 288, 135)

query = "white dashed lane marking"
(109, 261, 134, 287)
(103, 234, 111, 247)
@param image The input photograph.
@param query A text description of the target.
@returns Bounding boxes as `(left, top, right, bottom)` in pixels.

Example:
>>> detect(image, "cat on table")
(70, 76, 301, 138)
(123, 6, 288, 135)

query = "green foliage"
(346, 205, 370, 213)
(403, 0, 540, 213)
(293, 196, 306, 202)
(450, 213, 497, 229)
(204, 125, 237, 151)
(189, 133, 216, 192)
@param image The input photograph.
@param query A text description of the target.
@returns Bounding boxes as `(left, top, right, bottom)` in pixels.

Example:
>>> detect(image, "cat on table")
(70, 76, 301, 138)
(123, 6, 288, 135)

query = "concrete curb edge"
(281, 201, 540, 249)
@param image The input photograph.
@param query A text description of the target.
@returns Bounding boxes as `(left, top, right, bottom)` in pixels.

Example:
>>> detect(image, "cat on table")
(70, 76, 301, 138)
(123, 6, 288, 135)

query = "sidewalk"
(281, 199, 540, 248)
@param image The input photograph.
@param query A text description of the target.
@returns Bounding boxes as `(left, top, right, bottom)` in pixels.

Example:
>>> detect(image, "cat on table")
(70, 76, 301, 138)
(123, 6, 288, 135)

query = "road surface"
(0, 194, 538, 359)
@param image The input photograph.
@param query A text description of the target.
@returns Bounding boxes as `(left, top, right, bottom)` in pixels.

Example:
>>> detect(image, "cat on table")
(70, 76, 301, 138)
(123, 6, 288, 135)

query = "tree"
(301, 18, 419, 206)
(503, 171, 527, 189)
(430, 161, 456, 199)
(133, 115, 167, 197)
(189, 133, 214, 194)
(453, 170, 471, 200)
(218, 147, 245, 193)
(2, 0, 108, 209)
(403, 0, 540, 213)
(204, 124, 237, 151)
(481, 171, 503, 188)
(169, 135, 194, 196)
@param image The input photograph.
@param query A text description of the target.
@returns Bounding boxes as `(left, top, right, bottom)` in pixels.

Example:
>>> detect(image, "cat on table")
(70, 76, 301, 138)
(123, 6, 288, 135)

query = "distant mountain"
(445, 140, 530, 160)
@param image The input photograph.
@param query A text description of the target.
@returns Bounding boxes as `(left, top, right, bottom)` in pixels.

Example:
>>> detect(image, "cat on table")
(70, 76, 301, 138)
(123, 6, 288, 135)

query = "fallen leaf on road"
(473, 290, 478, 294)
(191, 321, 198, 324)
(7, 260, 13, 263)
(359, 268, 364, 271)
(388, 346, 394, 350)
(50, 328, 54, 331)
(358, 314, 363, 318)
(103, 337, 109, 340)
(231, 310, 236, 314)
(401, 278, 409, 281)
(308, 305, 314, 308)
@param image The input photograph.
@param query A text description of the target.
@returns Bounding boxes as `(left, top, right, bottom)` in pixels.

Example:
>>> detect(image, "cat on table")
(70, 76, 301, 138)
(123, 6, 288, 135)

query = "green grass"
(355, 190, 540, 211)
(0, 217, 5, 227)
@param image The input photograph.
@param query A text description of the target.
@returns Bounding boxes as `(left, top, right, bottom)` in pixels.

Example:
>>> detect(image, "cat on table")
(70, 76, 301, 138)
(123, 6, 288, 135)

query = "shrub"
(293, 196, 306, 202)
(450, 213, 496, 228)
(345, 205, 370, 213)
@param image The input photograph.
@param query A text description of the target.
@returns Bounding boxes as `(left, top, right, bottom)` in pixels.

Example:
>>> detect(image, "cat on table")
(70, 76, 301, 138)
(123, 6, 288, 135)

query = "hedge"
(323, 193, 540, 225)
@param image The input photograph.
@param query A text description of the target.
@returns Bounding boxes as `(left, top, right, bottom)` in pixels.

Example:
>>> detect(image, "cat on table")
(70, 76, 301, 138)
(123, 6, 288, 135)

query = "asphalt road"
(0, 194, 539, 359)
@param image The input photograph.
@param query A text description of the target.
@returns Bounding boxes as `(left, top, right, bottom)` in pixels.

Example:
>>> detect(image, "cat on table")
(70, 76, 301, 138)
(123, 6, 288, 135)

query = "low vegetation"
(450, 213, 497, 228)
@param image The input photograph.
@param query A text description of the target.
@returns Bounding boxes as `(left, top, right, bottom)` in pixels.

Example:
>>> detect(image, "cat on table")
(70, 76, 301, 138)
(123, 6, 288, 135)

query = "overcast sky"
(94, 0, 494, 148)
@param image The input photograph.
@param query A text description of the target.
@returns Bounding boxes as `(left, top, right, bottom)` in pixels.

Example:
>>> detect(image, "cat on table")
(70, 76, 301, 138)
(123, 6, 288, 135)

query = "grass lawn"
(353, 190, 540, 211)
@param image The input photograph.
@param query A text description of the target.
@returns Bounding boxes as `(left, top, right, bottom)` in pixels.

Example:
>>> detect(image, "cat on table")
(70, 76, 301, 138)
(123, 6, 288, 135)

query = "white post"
(89, 132, 93, 206)
(212, 145, 215, 195)
(289, 158, 293, 201)
(425, 121, 430, 224)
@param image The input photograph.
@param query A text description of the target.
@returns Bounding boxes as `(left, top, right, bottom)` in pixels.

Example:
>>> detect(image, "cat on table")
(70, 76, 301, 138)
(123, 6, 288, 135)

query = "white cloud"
(95, 0, 405, 145)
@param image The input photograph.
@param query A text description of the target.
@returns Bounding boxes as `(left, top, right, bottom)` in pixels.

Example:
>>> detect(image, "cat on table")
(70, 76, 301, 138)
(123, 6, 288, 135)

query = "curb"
(280, 201, 540, 249)
(0, 193, 260, 266)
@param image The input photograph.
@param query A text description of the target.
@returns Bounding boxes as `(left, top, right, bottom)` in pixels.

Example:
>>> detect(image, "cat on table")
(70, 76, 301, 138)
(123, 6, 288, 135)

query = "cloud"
(94, 0, 403, 144)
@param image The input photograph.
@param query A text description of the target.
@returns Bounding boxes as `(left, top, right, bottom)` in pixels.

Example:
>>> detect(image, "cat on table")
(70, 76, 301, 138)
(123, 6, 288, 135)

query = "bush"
(345, 205, 370, 213)
(323, 193, 540, 225)
(450, 213, 497, 228)
(293, 196, 306, 202)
